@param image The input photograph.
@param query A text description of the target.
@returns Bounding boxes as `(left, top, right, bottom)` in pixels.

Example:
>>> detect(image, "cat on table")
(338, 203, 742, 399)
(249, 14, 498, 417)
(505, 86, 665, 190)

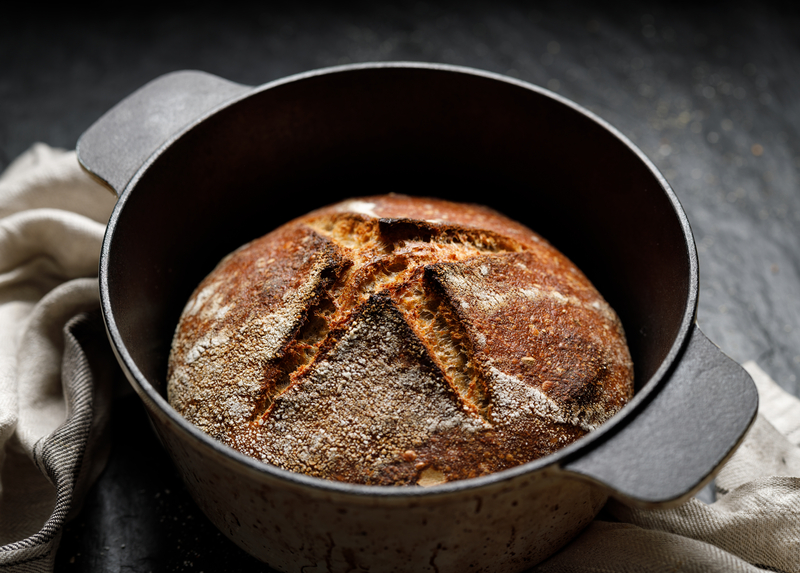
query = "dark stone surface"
(4, 1, 800, 570)
(56, 392, 270, 572)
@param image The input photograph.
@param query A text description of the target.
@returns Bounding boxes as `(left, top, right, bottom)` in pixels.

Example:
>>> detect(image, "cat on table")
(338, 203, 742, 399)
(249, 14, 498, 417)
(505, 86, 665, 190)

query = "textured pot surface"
(151, 404, 605, 573)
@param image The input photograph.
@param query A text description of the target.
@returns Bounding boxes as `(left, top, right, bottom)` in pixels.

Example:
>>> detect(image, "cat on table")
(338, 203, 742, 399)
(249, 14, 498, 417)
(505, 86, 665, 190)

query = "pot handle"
(77, 70, 252, 196)
(562, 324, 758, 508)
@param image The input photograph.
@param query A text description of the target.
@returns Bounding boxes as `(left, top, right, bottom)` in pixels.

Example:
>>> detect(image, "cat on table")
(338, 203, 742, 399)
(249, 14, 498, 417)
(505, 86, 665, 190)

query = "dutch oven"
(77, 62, 758, 572)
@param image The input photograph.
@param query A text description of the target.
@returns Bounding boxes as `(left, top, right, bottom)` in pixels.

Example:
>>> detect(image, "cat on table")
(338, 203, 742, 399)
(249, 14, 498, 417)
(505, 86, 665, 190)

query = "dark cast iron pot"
(77, 63, 758, 572)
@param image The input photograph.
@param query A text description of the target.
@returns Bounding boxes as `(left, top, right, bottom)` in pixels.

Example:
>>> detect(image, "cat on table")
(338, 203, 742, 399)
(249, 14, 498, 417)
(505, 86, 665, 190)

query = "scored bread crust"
(167, 194, 634, 486)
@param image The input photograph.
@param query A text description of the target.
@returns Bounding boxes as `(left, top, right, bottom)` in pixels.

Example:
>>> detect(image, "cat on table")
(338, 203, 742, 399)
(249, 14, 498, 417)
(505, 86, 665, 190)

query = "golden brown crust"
(167, 194, 634, 485)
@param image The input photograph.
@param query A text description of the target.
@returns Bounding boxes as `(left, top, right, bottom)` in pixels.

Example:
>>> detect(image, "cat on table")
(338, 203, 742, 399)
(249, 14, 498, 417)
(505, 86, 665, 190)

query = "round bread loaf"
(167, 194, 634, 486)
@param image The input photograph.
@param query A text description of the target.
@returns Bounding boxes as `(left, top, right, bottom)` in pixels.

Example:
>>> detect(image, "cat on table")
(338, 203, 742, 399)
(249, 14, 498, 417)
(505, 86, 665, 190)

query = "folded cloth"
(0, 144, 116, 571)
(0, 144, 798, 573)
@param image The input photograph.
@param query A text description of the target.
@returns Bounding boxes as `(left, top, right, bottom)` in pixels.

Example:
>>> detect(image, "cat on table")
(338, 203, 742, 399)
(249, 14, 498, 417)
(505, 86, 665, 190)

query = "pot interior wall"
(104, 67, 691, 398)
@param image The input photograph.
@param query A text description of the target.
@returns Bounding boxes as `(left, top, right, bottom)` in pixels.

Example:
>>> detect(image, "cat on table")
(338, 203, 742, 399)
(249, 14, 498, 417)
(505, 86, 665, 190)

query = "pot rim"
(98, 61, 699, 499)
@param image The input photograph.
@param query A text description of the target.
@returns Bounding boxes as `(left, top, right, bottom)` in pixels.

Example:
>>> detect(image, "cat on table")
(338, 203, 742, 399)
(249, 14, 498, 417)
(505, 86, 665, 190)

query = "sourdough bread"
(167, 194, 634, 486)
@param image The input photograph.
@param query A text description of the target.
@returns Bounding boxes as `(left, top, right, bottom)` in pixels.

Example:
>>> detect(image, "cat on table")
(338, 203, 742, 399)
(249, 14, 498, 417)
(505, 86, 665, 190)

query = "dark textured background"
(4, 1, 800, 570)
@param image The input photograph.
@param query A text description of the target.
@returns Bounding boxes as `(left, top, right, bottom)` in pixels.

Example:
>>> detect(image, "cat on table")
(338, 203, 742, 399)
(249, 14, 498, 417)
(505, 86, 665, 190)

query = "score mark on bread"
(167, 194, 634, 486)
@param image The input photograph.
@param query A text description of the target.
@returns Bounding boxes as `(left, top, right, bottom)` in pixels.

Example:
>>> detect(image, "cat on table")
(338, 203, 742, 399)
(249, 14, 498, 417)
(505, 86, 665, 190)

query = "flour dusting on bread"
(167, 194, 634, 485)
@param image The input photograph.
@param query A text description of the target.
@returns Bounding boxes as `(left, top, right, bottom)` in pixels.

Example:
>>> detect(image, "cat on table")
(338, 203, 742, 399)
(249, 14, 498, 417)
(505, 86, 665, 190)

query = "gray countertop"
(4, 1, 799, 570)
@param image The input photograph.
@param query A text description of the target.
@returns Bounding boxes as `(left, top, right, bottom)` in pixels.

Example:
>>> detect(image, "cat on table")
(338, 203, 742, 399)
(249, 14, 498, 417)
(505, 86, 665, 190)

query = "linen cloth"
(0, 144, 797, 572)
(0, 144, 116, 571)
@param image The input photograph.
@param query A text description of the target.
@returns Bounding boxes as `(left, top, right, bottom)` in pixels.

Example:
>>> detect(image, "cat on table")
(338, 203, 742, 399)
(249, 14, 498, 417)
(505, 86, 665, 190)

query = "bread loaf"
(167, 194, 634, 486)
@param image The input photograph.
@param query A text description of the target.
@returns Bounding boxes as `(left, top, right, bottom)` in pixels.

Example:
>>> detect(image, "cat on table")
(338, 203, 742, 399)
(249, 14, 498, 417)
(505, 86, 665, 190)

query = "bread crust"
(167, 194, 634, 485)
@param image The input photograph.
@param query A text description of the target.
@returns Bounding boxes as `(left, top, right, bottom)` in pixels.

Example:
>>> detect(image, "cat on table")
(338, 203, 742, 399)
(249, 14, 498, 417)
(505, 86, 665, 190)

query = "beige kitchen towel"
(1, 143, 799, 573)
(0, 144, 116, 571)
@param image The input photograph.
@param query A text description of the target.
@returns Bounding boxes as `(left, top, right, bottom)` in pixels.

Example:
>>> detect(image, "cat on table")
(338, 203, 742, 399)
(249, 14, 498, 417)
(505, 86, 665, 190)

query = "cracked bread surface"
(167, 194, 634, 486)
